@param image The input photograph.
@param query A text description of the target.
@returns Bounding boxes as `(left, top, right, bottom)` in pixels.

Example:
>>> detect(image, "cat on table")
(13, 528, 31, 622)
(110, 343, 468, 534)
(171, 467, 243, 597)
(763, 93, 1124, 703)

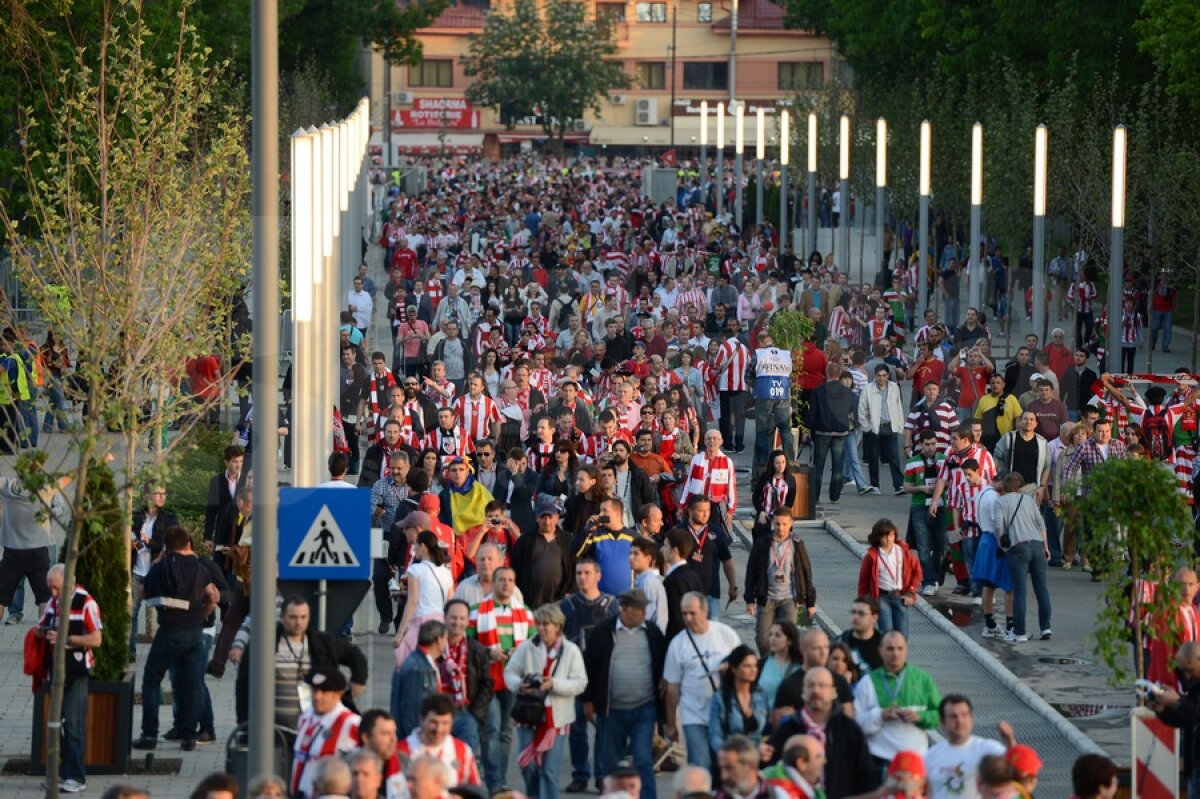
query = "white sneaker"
(981, 625, 1004, 638)
(1040, 629, 1053, 640)
(972, 596, 983, 606)
(60, 780, 88, 793)
(868, 487, 882, 495)
(920, 585, 937, 596)
(1004, 630, 1029, 643)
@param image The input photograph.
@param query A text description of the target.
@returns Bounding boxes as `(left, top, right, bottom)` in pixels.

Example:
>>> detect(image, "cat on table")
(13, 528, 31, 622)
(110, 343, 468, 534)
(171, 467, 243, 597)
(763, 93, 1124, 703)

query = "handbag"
(510, 638, 562, 727)
(998, 495, 1023, 554)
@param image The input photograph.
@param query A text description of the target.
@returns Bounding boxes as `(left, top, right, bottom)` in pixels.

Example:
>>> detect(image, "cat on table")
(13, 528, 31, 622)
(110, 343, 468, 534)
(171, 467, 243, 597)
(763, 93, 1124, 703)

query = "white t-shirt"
(410, 560, 454, 617)
(924, 735, 1006, 799)
(664, 621, 741, 725)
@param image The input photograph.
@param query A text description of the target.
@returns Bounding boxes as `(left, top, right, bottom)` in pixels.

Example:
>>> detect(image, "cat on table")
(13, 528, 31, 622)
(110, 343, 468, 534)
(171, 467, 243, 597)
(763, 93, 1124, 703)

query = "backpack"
(1143, 406, 1173, 461)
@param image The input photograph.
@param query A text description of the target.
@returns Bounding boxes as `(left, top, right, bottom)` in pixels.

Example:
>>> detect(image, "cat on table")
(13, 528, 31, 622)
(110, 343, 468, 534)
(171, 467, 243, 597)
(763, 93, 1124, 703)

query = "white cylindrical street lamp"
(838, 114, 850, 272)
(735, 103, 745, 230)
(969, 121, 983, 313)
(716, 102, 725, 218)
(1033, 124, 1048, 342)
(780, 110, 789, 248)
(807, 112, 817, 257)
(875, 117, 887, 287)
(700, 100, 709, 197)
(918, 121, 931, 321)
(755, 108, 765, 227)
(1108, 124, 1127, 372)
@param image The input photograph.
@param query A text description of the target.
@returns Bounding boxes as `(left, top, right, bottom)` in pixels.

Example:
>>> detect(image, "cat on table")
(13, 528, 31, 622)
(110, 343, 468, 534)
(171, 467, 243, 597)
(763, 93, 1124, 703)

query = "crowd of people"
(12, 154, 1193, 799)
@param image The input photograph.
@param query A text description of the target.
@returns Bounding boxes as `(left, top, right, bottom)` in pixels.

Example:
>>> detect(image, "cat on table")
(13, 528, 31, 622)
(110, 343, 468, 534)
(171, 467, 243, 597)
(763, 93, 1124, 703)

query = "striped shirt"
(938, 444, 996, 532)
(904, 400, 957, 451)
(713, 339, 750, 392)
(454, 394, 501, 447)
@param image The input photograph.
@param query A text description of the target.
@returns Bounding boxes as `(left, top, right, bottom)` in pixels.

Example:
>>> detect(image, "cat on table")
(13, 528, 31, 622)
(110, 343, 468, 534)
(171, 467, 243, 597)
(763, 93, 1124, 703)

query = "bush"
(74, 460, 131, 681)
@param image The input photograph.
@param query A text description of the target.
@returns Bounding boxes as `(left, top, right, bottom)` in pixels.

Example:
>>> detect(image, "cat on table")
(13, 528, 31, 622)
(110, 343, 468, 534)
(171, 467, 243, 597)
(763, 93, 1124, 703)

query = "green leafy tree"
(462, 0, 630, 153)
(0, 3, 251, 791)
(1136, 0, 1200, 110)
(1074, 457, 1193, 683)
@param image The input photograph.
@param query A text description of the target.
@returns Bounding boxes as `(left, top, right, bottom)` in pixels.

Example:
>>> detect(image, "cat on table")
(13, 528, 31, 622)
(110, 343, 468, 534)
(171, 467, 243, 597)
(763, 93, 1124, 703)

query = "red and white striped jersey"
(37, 586, 102, 672)
(529, 367, 557, 399)
(523, 313, 551, 337)
(713, 339, 751, 392)
(1088, 395, 1129, 432)
(829, 306, 855, 341)
(291, 704, 361, 797)
(1120, 311, 1143, 346)
(677, 288, 707, 313)
(1068, 280, 1098, 313)
(605, 251, 630, 277)
(581, 429, 633, 462)
(938, 444, 996, 528)
(454, 394, 502, 448)
(527, 440, 557, 473)
(395, 731, 481, 793)
(426, 278, 446, 312)
(607, 285, 631, 312)
(651, 369, 682, 395)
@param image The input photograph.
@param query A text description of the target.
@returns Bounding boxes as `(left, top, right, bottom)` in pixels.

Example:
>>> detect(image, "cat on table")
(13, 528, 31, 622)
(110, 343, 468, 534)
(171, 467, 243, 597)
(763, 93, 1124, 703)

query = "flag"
(661, 148, 677, 167)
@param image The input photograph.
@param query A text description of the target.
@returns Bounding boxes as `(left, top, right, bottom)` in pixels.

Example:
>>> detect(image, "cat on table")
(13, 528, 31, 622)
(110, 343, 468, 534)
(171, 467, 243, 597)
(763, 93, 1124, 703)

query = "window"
(635, 2, 667, 22)
(636, 62, 666, 90)
(410, 59, 453, 88)
(683, 62, 728, 91)
(778, 61, 824, 90)
(697, 2, 712, 21)
(597, 2, 626, 21)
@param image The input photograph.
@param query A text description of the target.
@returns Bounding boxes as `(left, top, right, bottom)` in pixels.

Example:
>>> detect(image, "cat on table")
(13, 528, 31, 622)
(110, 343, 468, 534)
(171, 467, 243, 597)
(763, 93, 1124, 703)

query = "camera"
(595, 514, 610, 525)
(1135, 678, 1165, 699)
(523, 674, 543, 689)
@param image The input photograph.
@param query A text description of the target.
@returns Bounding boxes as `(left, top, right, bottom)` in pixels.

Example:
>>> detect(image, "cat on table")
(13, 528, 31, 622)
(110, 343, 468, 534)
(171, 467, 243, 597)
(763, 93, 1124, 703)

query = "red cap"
(1006, 745, 1043, 776)
(888, 751, 926, 778)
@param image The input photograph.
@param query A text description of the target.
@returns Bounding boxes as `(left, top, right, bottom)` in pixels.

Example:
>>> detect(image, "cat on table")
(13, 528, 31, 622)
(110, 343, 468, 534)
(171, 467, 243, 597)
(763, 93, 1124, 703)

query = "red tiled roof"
(712, 0, 786, 30)
(427, 4, 486, 28)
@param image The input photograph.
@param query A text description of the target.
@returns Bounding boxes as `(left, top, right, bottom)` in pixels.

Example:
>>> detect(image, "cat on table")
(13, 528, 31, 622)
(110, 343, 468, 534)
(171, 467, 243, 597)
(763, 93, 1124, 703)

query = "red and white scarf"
(472, 596, 531, 691)
(762, 476, 789, 516)
(684, 450, 736, 510)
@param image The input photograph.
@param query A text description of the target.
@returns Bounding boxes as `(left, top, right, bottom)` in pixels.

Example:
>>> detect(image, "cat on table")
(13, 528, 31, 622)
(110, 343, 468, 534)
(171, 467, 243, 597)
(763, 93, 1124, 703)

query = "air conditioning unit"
(610, 93, 628, 105)
(572, 119, 590, 132)
(634, 97, 658, 126)
(394, 91, 413, 105)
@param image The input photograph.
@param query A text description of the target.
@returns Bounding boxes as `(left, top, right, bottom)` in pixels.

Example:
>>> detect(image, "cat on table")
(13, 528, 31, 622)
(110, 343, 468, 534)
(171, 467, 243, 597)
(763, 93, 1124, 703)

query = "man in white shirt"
(924, 695, 1016, 799)
(663, 592, 741, 770)
(348, 277, 374, 336)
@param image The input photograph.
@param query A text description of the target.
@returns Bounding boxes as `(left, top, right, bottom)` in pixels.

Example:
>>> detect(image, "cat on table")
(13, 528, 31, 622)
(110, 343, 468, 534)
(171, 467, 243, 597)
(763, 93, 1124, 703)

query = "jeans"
(129, 573, 145, 655)
(140, 626, 203, 741)
(17, 400, 37, 448)
(876, 592, 910, 640)
(1188, 767, 1200, 799)
(754, 399, 795, 466)
(483, 690, 517, 793)
(60, 677, 88, 783)
(811, 434, 847, 502)
(862, 429, 903, 491)
(910, 506, 945, 588)
(1152, 310, 1173, 351)
(597, 702, 658, 799)
(682, 723, 712, 769)
(754, 598, 798, 654)
(516, 726, 567, 799)
(943, 297, 959, 329)
(1042, 504, 1063, 564)
(842, 429, 868, 491)
(707, 596, 722, 621)
(719, 391, 746, 450)
(961, 536, 982, 596)
(1006, 541, 1052, 636)
(43, 381, 68, 432)
(171, 631, 214, 734)
(569, 696, 602, 782)
(453, 709, 482, 763)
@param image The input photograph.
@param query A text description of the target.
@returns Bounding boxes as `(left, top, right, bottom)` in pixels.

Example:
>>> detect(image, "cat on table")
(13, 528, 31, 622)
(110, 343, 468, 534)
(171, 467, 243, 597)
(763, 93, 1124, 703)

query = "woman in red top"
(857, 518, 922, 640)
(949, 345, 993, 414)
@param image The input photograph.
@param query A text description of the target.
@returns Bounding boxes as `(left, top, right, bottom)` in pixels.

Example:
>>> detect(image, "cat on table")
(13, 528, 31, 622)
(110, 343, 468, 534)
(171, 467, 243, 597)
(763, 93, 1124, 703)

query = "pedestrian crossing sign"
(278, 488, 371, 580)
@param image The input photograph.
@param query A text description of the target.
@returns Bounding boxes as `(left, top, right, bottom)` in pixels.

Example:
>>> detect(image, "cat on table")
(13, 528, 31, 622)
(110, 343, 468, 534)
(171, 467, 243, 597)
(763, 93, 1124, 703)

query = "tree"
(1136, 0, 1200, 111)
(1074, 457, 1193, 683)
(462, 0, 630, 153)
(0, 3, 250, 793)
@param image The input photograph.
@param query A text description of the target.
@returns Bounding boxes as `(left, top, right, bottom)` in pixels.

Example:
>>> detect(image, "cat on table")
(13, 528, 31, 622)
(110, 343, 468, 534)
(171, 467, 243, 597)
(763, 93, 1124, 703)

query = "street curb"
(810, 518, 1109, 758)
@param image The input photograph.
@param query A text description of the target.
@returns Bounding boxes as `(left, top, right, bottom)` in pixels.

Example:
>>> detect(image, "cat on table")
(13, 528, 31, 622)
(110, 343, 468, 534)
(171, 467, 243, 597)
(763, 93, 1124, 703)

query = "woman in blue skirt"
(973, 473, 1014, 639)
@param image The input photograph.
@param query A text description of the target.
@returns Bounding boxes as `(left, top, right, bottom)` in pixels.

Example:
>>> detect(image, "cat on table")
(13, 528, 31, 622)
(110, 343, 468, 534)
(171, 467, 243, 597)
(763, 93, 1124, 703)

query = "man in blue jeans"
(993, 472, 1052, 643)
(904, 432, 946, 596)
(132, 527, 224, 751)
(582, 589, 666, 799)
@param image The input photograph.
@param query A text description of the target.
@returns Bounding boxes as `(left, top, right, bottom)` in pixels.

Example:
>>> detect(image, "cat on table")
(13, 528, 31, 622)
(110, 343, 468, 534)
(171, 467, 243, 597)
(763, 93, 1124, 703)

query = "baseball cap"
(418, 494, 441, 513)
(1006, 744, 1043, 776)
(535, 501, 561, 517)
(888, 750, 926, 778)
(609, 758, 640, 777)
(618, 589, 650, 609)
(399, 510, 433, 530)
(304, 666, 348, 693)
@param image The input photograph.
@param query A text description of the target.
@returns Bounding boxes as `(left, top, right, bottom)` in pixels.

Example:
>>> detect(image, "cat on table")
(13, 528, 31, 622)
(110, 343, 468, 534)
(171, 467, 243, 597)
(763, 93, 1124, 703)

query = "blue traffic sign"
(278, 487, 372, 580)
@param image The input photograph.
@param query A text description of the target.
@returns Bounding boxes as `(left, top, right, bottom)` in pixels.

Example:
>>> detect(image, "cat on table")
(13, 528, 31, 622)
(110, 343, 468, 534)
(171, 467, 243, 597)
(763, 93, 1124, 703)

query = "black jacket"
(494, 467, 538, 535)
(130, 507, 180, 560)
(509, 528, 575, 607)
(357, 443, 418, 488)
(616, 463, 657, 513)
(1061, 366, 1099, 413)
(458, 636, 496, 724)
(235, 622, 370, 724)
(806, 380, 856, 435)
(766, 711, 877, 799)
(750, 471, 797, 539)
(1158, 677, 1200, 771)
(581, 616, 667, 719)
(203, 472, 243, 542)
(745, 534, 816, 609)
(663, 563, 704, 641)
